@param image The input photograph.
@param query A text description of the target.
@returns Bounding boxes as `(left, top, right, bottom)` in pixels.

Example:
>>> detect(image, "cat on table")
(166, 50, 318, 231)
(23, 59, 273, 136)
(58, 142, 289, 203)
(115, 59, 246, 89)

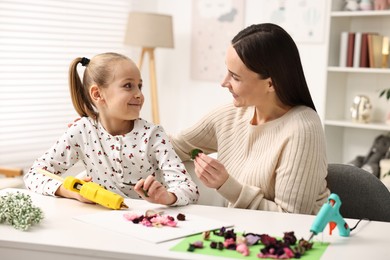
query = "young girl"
(24, 52, 199, 206)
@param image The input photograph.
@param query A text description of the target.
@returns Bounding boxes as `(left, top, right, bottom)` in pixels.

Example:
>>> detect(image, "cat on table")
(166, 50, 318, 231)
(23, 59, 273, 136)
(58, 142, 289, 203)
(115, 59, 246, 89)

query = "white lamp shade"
(124, 12, 174, 49)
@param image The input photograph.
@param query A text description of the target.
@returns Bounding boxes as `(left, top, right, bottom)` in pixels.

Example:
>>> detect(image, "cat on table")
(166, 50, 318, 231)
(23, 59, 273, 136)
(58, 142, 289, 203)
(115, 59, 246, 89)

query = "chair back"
(326, 163, 390, 222)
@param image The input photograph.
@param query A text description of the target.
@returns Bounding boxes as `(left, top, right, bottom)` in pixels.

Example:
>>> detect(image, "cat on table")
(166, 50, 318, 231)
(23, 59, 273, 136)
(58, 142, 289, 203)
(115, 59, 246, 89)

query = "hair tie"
(81, 57, 90, 67)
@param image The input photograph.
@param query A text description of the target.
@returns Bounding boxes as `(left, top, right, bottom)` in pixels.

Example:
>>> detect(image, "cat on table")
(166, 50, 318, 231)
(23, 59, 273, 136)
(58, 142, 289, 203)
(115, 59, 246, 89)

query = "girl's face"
(98, 59, 144, 122)
(221, 45, 273, 108)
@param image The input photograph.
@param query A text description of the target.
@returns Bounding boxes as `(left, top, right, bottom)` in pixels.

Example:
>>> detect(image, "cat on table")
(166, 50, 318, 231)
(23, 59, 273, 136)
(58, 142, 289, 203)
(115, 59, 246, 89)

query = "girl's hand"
(134, 175, 177, 205)
(55, 176, 95, 204)
(194, 153, 229, 189)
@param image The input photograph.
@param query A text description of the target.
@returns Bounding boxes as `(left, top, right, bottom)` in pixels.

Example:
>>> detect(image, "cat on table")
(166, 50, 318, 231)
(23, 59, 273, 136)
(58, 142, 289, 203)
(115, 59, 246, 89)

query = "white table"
(1, 188, 389, 260)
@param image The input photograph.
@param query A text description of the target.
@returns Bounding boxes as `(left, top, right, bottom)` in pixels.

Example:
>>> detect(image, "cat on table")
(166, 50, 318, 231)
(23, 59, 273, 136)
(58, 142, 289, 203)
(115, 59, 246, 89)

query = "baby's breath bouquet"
(0, 192, 44, 231)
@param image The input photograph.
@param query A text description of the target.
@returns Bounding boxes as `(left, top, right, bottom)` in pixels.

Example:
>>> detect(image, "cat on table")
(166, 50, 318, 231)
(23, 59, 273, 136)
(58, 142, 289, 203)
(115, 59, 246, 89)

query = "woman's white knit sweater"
(171, 103, 330, 214)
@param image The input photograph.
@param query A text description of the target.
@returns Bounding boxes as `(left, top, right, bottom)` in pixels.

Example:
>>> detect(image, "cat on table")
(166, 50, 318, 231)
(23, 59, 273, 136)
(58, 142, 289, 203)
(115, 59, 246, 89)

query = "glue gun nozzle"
(121, 202, 129, 209)
(308, 232, 315, 242)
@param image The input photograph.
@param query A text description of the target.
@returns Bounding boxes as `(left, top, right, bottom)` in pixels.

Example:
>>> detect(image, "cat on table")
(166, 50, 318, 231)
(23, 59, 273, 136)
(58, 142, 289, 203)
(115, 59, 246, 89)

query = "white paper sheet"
(74, 209, 233, 243)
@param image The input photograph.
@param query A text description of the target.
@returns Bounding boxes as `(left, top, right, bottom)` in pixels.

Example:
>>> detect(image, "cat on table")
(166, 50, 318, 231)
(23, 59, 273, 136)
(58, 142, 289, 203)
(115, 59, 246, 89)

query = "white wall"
(0, 0, 330, 170)
(134, 0, 329, 134)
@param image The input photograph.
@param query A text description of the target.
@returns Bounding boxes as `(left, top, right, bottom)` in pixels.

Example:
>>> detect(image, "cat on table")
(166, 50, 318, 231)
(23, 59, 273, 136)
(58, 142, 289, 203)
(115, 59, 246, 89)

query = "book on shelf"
(339, 32, 349, 67)
(367, 33, 383, 68)
(353, 32, 362, 68)
(360, 32, 370, 68)
(346, 32, 355, 67)
(338, 31, 387, 69)
(383, 37, 389, 68)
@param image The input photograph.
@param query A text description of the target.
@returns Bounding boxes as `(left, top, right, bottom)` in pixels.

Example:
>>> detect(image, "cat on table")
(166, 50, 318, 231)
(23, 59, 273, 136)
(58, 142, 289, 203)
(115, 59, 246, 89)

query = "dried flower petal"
(244, 233, 262, 246)
(236, 236, 247, 245)
(192, 241, 204, 248)
(223, 238, 236, 249)
(210, 241, 224, 250)
(298, 238, 313, 250)
(187, 244, 195, 252)
(236, 243, 250, 256)
(202, 230, 210, 240)
(210, 241, 217, 249)
(177, 213, 186, 221)
(283, 231, 297, 246)
(123, 210, 177, 228)
(260, 234, 277, 246)
(213, 226, 226, 236)
(123, 213, 140, 221)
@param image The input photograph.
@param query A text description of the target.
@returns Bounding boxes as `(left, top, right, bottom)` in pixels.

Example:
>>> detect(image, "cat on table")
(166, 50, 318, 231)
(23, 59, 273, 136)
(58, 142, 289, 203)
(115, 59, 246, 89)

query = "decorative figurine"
(344, 0, 360, 11)
(374, 0, 390, 10)
(360, 0, 373, 10)
(350, 95, 372, 123)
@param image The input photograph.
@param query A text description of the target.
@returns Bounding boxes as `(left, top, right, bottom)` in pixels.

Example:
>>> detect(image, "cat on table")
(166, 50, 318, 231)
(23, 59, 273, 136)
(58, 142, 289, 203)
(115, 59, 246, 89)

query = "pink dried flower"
(223, 238, 236, 250)
(123, 213, 140, 221)
(283, 247, 294, 258)
(260, 234, 277, 246)
(123, 211, 177, 228)
(141, 217, 153, 227)
(165, 219, 177, 227)
(236, 243, 250, 256)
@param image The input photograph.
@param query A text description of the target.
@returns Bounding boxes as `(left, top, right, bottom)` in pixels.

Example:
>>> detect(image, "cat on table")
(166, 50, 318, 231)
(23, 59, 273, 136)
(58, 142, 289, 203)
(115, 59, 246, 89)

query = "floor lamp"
(124, 12, 174, 125)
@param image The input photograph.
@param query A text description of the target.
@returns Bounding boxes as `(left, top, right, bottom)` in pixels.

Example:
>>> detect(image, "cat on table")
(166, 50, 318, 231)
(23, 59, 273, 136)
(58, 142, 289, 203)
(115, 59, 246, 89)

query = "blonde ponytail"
(68, 57, 97, 119)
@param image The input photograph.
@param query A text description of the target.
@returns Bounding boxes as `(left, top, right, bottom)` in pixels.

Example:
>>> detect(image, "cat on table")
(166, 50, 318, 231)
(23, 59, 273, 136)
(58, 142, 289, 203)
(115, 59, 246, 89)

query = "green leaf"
(189, 149, 203, 160)
(379, 89, 390, 101)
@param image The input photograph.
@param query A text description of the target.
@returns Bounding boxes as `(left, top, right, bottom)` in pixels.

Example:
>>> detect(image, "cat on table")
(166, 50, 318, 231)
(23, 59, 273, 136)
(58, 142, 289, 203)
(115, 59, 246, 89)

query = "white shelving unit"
(325, 0, 390, 163)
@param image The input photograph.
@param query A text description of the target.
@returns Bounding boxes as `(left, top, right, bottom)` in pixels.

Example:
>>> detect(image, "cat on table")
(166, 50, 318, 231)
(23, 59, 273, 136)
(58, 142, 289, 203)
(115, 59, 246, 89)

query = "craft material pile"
(187, 227, 313, 259)
(123, 210, 186, 227)
(0, 192, 44, 231)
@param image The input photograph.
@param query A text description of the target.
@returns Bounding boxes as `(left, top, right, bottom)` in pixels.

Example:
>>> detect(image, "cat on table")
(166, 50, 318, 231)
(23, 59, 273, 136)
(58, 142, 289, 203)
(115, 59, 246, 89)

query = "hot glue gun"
(38, 168, 128, 210)
(308, 193, 350, 241)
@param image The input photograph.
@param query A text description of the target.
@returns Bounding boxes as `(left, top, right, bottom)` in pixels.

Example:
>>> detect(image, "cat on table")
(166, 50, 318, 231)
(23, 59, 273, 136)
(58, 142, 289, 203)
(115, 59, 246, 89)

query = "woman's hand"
(194, 153, 229, 189)
(55, 176, 95, 204)
(134, 175, 177, 205)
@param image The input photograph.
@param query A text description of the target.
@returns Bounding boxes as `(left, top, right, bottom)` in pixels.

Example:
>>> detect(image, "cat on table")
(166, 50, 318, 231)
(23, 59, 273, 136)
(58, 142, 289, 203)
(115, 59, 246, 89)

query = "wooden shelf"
(331, 10, 390, 17)
(325, 119, 390, 131)
(327, 67, 390, 73)
(324, 0, 390, 163)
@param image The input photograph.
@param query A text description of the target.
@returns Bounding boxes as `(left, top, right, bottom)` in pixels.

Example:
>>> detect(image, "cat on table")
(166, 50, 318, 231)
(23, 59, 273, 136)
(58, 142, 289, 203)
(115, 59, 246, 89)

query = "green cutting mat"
(171, 232, 329, 259)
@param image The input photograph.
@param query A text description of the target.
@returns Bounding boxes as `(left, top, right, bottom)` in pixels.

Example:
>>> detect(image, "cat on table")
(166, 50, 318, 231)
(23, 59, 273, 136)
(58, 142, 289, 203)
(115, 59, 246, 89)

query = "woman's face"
(221, 45, 272, 108)
(98, 59, 144, 121)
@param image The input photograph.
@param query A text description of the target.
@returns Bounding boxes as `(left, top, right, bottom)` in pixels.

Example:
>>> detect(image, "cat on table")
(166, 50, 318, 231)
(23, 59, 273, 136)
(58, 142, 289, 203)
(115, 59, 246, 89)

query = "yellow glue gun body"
(63, 176, 127, 210)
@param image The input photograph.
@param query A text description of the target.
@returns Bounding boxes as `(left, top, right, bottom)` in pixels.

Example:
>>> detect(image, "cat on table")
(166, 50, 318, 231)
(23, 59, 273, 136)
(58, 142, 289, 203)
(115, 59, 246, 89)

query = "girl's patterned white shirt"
(24, 117, 199, 206)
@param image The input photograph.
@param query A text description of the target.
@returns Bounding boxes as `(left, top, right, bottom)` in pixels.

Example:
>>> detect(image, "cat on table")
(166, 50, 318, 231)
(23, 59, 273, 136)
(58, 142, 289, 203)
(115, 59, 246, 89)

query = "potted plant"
(379, 88, 390, 100)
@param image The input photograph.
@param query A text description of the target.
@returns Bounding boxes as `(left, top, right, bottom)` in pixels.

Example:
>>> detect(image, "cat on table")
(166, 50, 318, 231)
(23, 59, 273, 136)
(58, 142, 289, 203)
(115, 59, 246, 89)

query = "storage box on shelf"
(324, 0, 390, 163)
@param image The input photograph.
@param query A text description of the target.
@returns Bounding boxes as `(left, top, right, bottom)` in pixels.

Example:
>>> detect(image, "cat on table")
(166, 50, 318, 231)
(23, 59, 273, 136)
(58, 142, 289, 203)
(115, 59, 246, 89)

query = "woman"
(170, 23, 329, 214)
